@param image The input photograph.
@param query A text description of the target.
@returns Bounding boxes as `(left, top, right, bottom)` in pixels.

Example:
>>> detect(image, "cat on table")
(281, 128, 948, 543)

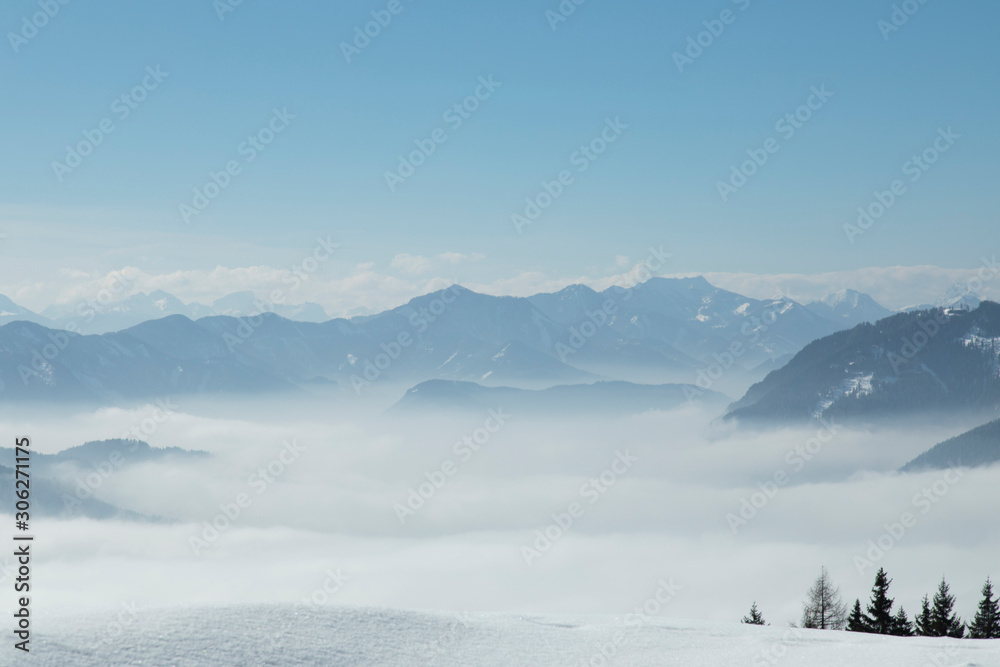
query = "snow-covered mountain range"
(2, 279, 898, 336)
(0, 278, 900, 402)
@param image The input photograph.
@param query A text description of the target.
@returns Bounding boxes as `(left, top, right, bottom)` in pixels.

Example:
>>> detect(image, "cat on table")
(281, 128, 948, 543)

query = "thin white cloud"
(391, 252, 486, 276)
(391, 254, 434, 276)
(438, 252, 485, 264)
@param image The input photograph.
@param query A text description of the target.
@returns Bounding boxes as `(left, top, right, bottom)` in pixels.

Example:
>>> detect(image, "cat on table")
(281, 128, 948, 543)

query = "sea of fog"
(2, 395, 998, 629)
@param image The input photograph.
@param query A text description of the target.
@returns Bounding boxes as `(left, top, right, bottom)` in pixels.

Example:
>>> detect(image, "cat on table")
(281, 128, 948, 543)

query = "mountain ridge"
(0, 279, 946, 403)
(900, 417, 1000, 472)
(391, 379, 728, 416)
(726, 302, 1000, 423)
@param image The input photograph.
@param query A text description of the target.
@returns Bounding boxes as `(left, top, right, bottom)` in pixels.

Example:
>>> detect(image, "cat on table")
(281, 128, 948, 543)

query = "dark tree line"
(742, 567, 1000, 639)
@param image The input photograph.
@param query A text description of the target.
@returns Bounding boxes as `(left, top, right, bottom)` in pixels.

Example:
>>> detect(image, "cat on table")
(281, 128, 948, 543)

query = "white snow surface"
(25, 604, 1000, 666)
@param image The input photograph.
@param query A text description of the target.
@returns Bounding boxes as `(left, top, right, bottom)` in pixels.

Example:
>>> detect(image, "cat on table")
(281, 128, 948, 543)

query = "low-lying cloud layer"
(4, 398, 998, 628)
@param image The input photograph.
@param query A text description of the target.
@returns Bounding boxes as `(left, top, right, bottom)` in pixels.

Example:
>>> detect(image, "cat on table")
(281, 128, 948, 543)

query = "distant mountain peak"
(942, 286, 981, 311)
(212, 290, 258, 307)
(0, 294, 23, 310)
(820, 288, 862, 306)
(555, 284, 599, 298)
(0, 295, 51, 327)
(805, 289, 892, 329)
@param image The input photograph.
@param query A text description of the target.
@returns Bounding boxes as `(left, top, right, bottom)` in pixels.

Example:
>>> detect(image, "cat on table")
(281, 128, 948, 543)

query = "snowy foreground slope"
(24, 605, 1000, 667)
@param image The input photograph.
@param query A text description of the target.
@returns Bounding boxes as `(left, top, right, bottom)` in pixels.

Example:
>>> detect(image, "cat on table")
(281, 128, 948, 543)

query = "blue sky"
(0, 0, 998, 311)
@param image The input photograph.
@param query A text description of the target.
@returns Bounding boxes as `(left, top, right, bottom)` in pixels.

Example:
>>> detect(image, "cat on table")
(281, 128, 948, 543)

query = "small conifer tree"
(890, 607, 913, 636)
(865, 568, 896, 635)
(742, 601, 766, 626)
(846, 599, 869, 633)
(930, 577, 965, 638)
(969, 578, 1000, 639)
(914, 595, 932, 636)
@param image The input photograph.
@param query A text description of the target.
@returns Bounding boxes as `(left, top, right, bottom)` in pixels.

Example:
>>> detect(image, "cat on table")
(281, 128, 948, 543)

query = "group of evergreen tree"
(741, 567, 1000, 639)
(845, 568, 915, 636)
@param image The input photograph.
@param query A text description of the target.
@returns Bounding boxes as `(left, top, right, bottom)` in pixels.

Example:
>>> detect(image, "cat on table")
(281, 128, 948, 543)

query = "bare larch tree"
(802, 566, 849, 630)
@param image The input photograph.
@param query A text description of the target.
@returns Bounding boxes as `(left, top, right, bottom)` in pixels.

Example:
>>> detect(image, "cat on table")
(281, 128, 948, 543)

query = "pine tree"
(914, 595, 933, 636)
(969, 578, 1000, 639)
(742, 601, 766, 625)
(891, 607, 913, 636)
(801, 567, 849, 630)
(846, 599, 869, 633)
(865, 568, 896, 635)
(929, 577, 965, 638)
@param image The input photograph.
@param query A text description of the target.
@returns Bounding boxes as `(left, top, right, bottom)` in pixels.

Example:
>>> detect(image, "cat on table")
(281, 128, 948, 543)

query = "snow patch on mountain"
(962, 332, 1000, 377)
(812, 373, 875, 418)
